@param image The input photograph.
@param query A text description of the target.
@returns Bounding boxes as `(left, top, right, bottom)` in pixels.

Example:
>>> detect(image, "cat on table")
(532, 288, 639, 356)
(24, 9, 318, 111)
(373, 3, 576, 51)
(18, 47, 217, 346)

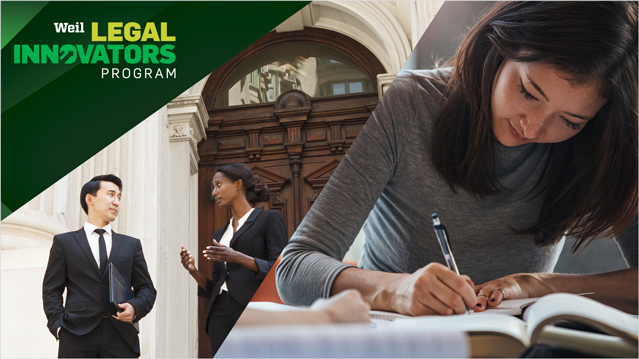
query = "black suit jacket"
(198, 209, 287, 330)
(42, 228, 156, 353)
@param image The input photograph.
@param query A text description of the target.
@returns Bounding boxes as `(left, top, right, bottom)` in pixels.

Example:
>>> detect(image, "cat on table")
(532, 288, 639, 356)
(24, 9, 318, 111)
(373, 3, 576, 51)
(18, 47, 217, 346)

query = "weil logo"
(54, 22, 85, 33)
(13, 21, 177, 79)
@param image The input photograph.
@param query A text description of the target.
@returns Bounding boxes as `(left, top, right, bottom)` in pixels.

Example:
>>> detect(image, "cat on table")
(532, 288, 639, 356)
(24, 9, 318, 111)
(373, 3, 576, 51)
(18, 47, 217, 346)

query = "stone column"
(409, 1, 444, 49)
(1, 180, 70, 358)
(159, 94, 208, 358)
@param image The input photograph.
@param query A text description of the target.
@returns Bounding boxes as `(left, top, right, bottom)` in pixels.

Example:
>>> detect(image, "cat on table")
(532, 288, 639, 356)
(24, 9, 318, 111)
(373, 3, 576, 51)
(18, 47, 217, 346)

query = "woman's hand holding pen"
(203, 240, 242, 263)
(473, 273, 554, 311)
(390, 263, 477, 316)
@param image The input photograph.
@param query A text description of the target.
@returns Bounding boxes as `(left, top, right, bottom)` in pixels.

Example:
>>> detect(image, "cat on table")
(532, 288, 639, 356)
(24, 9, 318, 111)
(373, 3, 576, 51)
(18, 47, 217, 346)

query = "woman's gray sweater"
(276, 68, 638, 306)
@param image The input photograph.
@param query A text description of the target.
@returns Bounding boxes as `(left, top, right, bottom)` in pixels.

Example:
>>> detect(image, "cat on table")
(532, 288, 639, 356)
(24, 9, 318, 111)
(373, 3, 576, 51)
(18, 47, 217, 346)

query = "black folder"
(108, 263, 134, 310)
(108, 263, 139, 332)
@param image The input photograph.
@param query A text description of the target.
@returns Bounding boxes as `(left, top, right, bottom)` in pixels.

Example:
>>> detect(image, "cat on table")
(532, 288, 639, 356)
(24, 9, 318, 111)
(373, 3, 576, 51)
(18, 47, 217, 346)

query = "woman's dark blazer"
(198, 208, 287, 328)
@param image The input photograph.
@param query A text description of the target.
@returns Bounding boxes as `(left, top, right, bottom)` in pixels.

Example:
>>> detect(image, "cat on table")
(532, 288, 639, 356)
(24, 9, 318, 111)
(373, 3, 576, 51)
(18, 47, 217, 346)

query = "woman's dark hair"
(216, 163, 270, 206)
(431, 2, 638, 251)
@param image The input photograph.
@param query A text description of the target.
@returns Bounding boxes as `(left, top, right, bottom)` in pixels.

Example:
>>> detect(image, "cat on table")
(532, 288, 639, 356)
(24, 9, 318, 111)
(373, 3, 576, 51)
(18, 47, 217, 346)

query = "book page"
(468, 297, 542, 315)
(537, 325, 639, 357)
(525, 293, 639, 344)
(253, 298, 540, 321)
(474, 293, 593, 315)
(217, 324, 469, 357)
(491, 297, 540, 310)
(247, 301, 306, 312)
(370, 298, 540, 320)
(369, 310, 409, 321)
(390, 313, 530, 347)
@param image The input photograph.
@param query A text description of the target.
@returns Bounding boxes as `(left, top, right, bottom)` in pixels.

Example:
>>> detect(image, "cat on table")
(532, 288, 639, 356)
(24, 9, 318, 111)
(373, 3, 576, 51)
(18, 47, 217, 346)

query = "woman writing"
(180, 163, 287, 354)
(277, 2, 638, 316)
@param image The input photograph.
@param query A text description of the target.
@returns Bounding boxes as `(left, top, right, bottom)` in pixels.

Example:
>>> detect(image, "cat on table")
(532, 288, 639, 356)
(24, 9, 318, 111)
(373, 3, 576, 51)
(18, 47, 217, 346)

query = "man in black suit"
(43, 174, 156, 358)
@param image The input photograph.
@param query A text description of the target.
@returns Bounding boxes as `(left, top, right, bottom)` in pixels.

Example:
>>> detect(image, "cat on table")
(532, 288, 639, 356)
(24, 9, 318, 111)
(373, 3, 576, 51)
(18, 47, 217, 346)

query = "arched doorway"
(197, 27, 385, 357)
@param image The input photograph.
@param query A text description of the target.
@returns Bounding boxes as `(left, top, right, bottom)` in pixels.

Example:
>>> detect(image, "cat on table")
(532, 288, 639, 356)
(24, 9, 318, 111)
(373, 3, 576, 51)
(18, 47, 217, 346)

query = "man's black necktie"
(94, 228, 107, 276)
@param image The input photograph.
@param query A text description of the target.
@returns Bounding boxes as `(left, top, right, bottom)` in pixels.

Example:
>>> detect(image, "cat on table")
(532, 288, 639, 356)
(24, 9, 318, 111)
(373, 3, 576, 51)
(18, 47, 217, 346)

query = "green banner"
(1, 1, 48, 49)
(1, 1, 309, 219)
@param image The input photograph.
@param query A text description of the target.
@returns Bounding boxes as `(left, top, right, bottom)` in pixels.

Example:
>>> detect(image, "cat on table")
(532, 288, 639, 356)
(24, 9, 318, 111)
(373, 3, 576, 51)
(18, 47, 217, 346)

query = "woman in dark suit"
(180, 163, 287, 355)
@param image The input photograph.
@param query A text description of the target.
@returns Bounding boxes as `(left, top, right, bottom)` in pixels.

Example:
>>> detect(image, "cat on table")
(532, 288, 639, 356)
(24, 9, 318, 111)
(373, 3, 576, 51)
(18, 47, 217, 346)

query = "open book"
(370, 296, 541, 322)
(390, 293, 638, 358)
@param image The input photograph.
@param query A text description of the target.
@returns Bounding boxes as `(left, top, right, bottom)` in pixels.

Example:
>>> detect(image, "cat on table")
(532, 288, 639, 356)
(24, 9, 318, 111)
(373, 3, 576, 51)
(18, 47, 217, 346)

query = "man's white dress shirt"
(84, 222, 113, 268)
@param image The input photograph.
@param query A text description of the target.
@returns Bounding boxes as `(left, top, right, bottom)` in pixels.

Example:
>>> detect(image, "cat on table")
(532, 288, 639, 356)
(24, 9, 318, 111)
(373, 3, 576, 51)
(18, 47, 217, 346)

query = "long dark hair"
(217, 163, 270, 206)
(431, 2, 638, 251)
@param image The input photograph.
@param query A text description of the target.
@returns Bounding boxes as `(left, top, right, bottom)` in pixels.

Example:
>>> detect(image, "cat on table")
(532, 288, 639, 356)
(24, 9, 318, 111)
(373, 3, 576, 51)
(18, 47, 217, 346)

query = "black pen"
(432, 213, 472, 315)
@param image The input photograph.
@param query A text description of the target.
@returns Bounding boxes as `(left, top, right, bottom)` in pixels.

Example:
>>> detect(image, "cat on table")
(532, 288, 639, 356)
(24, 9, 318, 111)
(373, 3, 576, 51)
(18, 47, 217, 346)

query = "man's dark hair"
(80, 174, 123, 214)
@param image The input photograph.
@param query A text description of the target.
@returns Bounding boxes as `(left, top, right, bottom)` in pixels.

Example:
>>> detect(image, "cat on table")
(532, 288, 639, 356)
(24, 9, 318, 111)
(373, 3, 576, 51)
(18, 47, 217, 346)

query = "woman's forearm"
(189, 268, 209, 290)
(534, 268, 638, 314)
(331, 267, 406, 311)
(233, 253, 260, 273)
(331, 267, 404, 311)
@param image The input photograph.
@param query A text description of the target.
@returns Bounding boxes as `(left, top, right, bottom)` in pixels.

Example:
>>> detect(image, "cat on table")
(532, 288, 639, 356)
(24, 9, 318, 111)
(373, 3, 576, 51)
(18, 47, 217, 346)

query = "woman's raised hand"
(203, 240, 241, 262)
(391, 263, 477, 316)
(180, 245, 196, 273)
(473, 273, 553, 311)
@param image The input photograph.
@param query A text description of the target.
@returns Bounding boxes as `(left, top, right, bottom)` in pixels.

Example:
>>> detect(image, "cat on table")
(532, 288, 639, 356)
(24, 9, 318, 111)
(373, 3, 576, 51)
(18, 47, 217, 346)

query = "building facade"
(0, 2, 443, 357)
